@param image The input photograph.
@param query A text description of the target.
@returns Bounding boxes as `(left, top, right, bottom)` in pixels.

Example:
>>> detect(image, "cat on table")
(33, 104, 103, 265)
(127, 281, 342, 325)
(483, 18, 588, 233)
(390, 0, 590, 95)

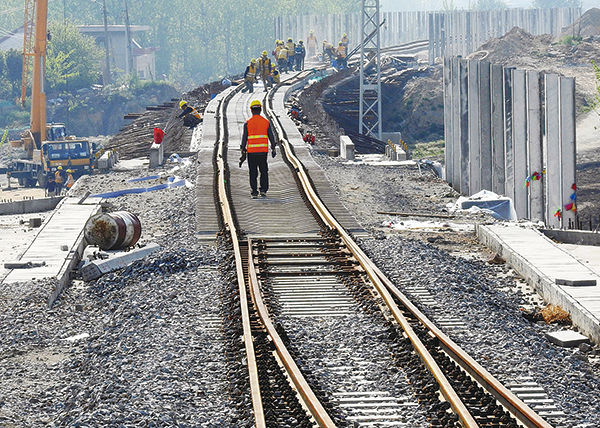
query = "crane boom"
(20, 0, 35, 108)
(30, 0, 48, 146)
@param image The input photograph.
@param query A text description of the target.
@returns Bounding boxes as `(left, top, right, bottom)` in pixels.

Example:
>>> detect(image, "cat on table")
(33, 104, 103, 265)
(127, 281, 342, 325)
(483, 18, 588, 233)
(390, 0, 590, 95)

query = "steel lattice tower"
(359, 0, 382, 140)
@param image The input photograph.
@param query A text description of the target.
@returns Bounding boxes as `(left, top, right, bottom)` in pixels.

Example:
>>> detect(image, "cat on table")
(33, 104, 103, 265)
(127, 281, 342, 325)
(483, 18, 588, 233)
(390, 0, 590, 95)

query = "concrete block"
(149, 142, 164, 168)
(555, 278, 597, 287)
(545, 330, 590, 347)
(81, 243, 161, 281)
(339, 135, 355, 160)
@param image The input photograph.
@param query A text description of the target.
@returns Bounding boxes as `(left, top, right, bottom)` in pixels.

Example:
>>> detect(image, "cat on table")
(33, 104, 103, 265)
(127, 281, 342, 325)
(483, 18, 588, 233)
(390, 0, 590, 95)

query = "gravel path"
(0, 158, 235, 427)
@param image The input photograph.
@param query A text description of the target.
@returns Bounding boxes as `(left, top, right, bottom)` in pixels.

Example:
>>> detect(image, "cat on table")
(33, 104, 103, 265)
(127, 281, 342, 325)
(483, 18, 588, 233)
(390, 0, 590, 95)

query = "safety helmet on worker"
(179, 100, 187, 108)
(323, 39, 327, 43)
(250, 58, 257, 64)
(287, 37, 292, 42)
(299, 40, 303, 44)
(262, 50, 268, 56)
(250, 100, 262, 109)
(339, 41, 343, 46)
(58, 166, 63, 170)
(343, 33, 347, 36)
(309, 30, 314, 34)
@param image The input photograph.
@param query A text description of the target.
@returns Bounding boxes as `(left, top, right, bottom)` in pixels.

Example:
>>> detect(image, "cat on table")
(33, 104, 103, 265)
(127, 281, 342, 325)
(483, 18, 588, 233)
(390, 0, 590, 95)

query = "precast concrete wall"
(275, 8, 579, 63)
(444, 58, 577, 225)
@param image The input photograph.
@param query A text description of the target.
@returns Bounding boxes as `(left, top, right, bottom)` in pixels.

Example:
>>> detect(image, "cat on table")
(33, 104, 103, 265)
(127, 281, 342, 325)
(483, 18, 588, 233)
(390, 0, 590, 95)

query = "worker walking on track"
(54, 166, 65, 195)
(295, 40, 306, 71)
(276, 42, 289, 73)
(336, 41, 347, 69)
(240, 100, 277, 198)
(242, 58, 258, 93)
(285, 38, 296, 71)
(307, 30, 318, 57)
(258, 51, 272, 91)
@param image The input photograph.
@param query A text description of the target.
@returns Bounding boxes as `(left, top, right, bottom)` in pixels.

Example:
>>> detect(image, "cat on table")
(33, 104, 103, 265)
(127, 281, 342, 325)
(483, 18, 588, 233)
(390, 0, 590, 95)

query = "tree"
(531, 0, 580, 8)
(45, 23, 102, 93)
(475, 0, 508, 9)
(0, 49, 24, 100)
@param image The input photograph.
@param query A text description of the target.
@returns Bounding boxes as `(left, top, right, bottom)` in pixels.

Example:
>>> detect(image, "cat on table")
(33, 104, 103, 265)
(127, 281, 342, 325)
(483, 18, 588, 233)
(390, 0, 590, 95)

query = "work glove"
(271, 149, 276, 158)
(239, 151, 247, 167)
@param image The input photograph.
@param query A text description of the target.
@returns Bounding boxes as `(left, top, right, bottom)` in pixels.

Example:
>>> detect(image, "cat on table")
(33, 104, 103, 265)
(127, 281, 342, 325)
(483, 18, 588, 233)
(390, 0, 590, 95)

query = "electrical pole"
(359, 0, 382, 140)
(102, 0, 111, 85)
(123, 0, 133, 75)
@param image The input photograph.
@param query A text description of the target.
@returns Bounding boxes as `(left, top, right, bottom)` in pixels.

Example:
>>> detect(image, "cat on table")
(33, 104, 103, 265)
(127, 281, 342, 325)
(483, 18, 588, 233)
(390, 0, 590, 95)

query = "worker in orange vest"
(239, 100, 277, 198)
(65, 169, 75, 190)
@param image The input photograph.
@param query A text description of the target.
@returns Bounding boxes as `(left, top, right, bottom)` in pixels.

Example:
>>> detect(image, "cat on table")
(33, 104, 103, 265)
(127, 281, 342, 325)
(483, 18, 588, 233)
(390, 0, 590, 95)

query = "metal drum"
(84, 211, 142, 250)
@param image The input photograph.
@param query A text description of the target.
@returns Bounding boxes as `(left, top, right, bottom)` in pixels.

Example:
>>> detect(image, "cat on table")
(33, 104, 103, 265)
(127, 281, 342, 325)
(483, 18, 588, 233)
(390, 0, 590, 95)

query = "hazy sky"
(381, 0, 600, 12)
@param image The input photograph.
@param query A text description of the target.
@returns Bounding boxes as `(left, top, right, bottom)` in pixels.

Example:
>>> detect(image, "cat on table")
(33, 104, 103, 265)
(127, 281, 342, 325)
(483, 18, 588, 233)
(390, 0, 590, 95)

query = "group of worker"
(45, 166, 75, 197)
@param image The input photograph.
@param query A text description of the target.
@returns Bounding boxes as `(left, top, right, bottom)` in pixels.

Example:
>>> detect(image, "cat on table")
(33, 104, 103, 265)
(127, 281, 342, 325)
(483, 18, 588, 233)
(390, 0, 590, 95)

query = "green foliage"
(411, 140, 445, 160)
(46, 23, 103, 93)
(559, 35, 583, 45)
(0, 49, 23, 99)
(531, 0, 581, 8)
(593, 60, 600, 116)
(475, 0, 508, 9)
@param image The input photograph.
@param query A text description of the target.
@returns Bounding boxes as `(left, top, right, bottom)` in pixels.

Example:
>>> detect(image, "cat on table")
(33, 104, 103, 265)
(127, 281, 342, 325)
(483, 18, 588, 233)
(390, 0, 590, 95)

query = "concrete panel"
(545, 74, 561, 228)
(451, 57, 461, 191)
(512, 69, 528, 219)
(490, 64, 505, 195)
(339, 135, 355, 160)
(443, 56, 453, 184)
(526, 70, 544, 222)
(503, 67, 515, 205)
(560, 77, 577, 228)
(479, 60, 492, 192)
(459, 58, 470, 195)
(468, 59, 481, 194)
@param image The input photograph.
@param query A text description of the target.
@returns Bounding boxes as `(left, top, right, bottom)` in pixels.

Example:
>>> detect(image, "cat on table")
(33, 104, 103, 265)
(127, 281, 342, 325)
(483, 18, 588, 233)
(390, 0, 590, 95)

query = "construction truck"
(7, 0, 96, 188)
(8, 125, 96, 187)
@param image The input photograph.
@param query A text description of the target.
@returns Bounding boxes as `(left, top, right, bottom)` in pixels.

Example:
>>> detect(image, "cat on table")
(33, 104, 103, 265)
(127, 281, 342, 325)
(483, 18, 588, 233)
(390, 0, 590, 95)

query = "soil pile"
(561, 7, 600, 38)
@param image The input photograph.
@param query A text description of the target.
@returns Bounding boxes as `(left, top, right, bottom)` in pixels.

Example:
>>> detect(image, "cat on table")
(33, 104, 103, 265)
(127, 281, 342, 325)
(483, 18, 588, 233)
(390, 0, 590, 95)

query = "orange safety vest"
(189, 106, 202, 120)
(66, 173, 75, 188)
(246, 115, 270, 153)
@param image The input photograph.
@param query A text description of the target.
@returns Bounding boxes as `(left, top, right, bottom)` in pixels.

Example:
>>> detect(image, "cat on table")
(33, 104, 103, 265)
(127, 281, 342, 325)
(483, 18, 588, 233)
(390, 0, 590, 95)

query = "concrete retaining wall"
(0, 196, 64, 215)
(541, 229, 600, 246)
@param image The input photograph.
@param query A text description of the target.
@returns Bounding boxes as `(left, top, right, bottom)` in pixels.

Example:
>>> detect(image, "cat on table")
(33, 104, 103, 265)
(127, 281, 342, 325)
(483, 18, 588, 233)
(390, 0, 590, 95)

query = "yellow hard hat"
(287, 37, 292, 42)
(323, 39, 327, 43)
(309, 30, 314, 34)
(58, 166, 63, 170)
(299, 40, 303, 44)
(339, 41, 342, 45)
(343, 33, 347, 36)
(262, 50, 268, 56)
(179, 100, 187, 108)
(250, 58, 257, 64)
(250, 100, 262, 109)
(66, 169, 73, 173)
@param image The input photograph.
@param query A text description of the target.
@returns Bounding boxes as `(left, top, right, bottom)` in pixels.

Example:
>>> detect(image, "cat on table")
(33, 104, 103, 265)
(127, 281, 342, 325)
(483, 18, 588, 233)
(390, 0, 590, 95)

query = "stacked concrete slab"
(444, 57, 576, 226)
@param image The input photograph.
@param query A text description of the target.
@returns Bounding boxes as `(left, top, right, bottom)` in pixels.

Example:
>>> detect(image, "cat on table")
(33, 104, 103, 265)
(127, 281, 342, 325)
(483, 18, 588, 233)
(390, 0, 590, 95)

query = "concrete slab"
(477, 223, 600, 344)
(1, 196, 102, 305)
(81, 243, 160, 281)
(545, 330, 590, 347)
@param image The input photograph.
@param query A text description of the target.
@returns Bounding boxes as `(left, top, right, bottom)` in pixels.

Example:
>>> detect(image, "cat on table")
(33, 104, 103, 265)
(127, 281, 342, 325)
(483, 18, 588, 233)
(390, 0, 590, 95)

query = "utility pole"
(359, 0, 382, 140)
(102, 0, 111, 85)
(123, 0, 133, 75)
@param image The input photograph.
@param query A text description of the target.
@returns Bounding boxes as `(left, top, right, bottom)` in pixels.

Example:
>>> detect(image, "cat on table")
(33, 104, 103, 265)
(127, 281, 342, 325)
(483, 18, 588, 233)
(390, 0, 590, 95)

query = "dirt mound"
(561, 7, 600, 38)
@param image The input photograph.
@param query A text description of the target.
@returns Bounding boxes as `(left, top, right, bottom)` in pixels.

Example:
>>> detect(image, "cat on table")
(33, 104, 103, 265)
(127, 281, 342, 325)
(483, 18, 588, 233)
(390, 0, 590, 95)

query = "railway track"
(210, 72, 555, 427)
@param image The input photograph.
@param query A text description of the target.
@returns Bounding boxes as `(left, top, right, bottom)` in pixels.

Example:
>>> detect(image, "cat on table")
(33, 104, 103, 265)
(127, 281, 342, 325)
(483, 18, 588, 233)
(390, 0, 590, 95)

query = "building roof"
(0, 25, 25, 51)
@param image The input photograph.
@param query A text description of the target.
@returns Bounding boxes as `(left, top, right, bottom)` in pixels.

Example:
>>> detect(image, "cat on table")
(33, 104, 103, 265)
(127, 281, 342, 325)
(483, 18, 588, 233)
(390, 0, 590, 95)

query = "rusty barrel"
(84, 211, 141, 250)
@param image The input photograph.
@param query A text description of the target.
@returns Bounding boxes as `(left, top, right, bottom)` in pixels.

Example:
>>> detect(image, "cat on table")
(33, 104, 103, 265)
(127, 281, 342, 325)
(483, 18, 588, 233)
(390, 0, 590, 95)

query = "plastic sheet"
(450, 189, 517, 221)
(91, 177, 188, 199)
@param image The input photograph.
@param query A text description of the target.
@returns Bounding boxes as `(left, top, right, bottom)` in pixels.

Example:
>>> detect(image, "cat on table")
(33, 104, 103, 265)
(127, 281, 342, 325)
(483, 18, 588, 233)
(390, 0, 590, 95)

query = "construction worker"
(178, 101, 202, 128)
(285, 38, 295, 70)
(54, 166, 65, 195)
(258, 51, 272, 91)
(323, 40, 335, 64)
(65, 169, 75, 190)
(307, 30, 318, 57)
(242, 58, 258, 93)
(240, 100, 277, 198)
(295, 40, 306, 71)
(45, 175, 56, 197)
(270, 64, 280, 85)
(341, 33, 349, 48)
(336, 41, 347, 69)
(277, 42, 289, 73)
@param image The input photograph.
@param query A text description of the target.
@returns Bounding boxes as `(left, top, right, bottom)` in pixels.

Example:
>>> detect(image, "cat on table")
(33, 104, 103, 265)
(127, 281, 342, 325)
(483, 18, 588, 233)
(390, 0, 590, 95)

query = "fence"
(443, 57, 576, 227)
(274, 8, 580, 63)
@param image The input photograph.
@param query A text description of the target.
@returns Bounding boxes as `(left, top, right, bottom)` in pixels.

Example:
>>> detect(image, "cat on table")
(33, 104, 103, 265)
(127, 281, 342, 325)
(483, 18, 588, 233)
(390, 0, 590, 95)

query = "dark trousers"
(247, 152, 268, 194)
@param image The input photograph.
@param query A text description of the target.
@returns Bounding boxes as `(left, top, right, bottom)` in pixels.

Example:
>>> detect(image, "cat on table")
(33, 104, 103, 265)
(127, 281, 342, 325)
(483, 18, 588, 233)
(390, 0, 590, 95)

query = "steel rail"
(247, 238, 338, 428)
(265, 75, 554, 428)
(214, 87, 266, 428)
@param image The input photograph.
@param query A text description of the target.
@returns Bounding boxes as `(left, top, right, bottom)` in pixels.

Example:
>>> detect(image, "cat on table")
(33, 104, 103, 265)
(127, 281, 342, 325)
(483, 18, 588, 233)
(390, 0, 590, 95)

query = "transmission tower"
(359, 0, 382, 140)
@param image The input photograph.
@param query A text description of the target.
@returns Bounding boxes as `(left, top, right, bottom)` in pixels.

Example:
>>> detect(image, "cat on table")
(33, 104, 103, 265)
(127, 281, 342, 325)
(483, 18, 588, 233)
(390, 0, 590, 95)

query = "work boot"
(260, 191, 267, 198)
(251, 192, 259, 199)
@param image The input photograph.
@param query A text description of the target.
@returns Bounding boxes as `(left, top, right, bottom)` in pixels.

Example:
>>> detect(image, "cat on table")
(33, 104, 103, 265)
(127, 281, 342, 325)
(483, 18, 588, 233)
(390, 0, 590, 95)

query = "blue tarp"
(91, 177, 186, 199)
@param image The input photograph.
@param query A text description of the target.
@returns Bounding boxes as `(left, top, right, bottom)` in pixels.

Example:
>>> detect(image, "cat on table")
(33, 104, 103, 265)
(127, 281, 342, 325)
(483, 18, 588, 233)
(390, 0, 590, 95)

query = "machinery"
(7, 0, 96, 188)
